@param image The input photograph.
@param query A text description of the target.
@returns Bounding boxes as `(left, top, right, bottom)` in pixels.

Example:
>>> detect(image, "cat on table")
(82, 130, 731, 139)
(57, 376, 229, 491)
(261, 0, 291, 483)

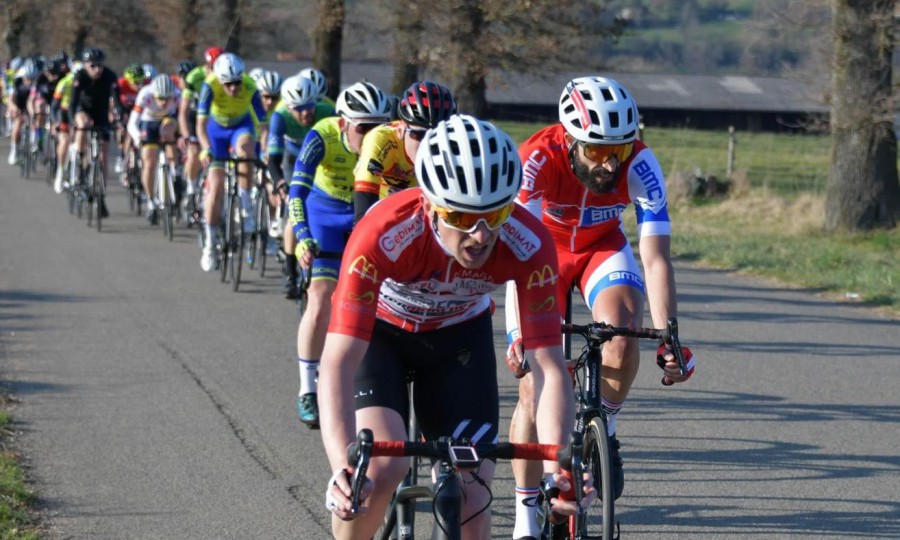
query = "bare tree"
(825, 0, 899, 231)
(417, 0, 625, 116)
(1, 0, 29, 57)
(390, 1, 423, 95)
(314, 0, 344, 100)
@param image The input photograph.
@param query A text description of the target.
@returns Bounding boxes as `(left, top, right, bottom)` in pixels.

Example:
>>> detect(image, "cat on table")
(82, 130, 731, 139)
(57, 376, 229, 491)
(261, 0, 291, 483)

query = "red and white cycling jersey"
(117, 78, 140, 110)
(517, 124, 671, 253)
(329, 188, 562, 349)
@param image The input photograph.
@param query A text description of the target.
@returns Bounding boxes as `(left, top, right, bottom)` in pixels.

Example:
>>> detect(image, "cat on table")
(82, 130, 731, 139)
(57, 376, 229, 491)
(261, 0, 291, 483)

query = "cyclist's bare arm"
(178, 96, 192, 143)
(528, 345, 574, 468)
(319, 332, 371, 519)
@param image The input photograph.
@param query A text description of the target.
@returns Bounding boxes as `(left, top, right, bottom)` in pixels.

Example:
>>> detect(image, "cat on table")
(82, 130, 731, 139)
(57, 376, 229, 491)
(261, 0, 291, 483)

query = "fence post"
(727, 125, 735, 177)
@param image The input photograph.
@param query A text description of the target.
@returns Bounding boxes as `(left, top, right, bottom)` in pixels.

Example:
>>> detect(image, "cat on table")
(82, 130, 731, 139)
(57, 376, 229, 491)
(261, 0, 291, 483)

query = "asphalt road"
(1, 143, 899, 539)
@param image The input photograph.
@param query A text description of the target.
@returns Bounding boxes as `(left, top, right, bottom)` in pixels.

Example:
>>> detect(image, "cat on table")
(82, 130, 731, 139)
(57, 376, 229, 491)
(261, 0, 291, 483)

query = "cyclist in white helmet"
(195, 52, 267, 272)
(128, 73, 181, 225)
(265, 74, 336, 298)
(288, 81, 391, 428)
(318, 114, 595, 539)
(255, 69, 284, 143)
(297, 67, 334, 107)
(504, 76, 697, 540)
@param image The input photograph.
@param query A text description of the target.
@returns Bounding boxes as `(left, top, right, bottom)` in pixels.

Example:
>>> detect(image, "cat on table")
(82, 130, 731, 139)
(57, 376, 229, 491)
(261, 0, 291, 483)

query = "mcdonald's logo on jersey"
(526, 265, 558, 290)
(529, 295, 556, 313)
(348, 290, 376, 305)
(347, 255, 379, 284)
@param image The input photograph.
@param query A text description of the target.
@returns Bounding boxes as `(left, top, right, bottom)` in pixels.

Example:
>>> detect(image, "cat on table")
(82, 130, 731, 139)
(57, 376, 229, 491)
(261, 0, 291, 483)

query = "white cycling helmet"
(19, 60, 39, 80)
(280, 75, 317, 109)
(298, 68, 327, 100)
(335, 82, 392, 122)
(142, 63, 157, 80)
(416, 114, 522, 212)
(248, 67, 265, 82)
(151, 74, 175, 99)
(257, 70, 283, 95)
(213, 53, 245, 84)
(559, 76, 639, 144)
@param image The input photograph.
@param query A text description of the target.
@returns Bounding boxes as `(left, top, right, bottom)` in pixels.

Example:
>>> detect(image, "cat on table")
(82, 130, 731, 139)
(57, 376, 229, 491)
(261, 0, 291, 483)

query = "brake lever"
(666, 317, 687, 377)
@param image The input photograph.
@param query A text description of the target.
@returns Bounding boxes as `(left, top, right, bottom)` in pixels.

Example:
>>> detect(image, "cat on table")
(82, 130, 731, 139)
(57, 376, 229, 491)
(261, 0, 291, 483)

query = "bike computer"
(448, 445, 480, 469)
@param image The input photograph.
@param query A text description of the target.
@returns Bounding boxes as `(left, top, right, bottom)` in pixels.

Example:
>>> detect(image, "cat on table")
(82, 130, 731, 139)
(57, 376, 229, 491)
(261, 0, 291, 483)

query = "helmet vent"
(609, 111, 620, 128)
(600, 87, 613, 101)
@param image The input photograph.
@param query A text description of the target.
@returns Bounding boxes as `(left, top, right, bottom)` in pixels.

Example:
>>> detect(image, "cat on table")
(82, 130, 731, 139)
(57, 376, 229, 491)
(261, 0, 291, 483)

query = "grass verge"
(0, 406, 39, 539)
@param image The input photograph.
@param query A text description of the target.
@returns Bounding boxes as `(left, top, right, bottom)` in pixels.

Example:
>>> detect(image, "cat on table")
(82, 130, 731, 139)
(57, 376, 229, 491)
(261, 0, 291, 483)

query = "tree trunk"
(447, 0, 487, 117)
(179, 0, 201, 60)
(826, 0, 899, 231)
(314, 0, 344, 101)
(223, 0, 241, 54)
(3, 3, 27, 58)
(390, 1, 421, 95)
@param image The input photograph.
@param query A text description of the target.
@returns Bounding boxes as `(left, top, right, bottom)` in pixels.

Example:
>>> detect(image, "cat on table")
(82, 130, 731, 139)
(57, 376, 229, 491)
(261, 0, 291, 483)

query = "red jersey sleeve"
(500, 207, 563, 350)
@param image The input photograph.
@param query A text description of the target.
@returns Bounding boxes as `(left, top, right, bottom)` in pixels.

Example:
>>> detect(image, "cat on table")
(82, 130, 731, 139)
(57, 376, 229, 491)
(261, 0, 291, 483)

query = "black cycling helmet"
(51, 50, 70, 65)
(176, 60, 196, 78)
(397, 81, 457, 129)
(82, 47, 105, 63)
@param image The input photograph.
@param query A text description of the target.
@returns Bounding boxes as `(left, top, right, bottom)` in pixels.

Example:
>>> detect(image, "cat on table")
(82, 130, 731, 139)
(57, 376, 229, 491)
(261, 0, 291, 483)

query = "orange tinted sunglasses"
(433, 203, 514, 233)
(579, 141, 633, 164)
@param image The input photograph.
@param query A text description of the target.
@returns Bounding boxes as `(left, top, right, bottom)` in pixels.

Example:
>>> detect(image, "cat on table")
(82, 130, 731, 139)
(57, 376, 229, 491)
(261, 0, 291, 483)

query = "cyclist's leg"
(296, 206, 352, 424)
(183, 108, 201, 195)
(140, 121, 162, 219)
(579, 236, 646, 500)
(54, 112, 71, 190)
(73, 111, 92, 166)
(580, 239, 646, 427)
(281, 151, 299, 294)
(335, 330, 412, 540)
(509, 249, 586, 538)
(202, 121, 231, 267)
(230, 120, 257, 220)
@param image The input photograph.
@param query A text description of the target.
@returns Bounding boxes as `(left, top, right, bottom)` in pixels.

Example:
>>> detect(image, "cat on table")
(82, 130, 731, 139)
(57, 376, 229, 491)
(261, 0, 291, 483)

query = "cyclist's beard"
(572, 156, 618, 195)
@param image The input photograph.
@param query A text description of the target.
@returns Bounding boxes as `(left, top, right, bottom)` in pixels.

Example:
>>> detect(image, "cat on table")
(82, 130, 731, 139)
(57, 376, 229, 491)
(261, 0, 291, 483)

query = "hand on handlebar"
(325, 468, 371, 521)
(543, 470, 597, 521)
(505, 337, 530, 378)
(295, 237, 320, 269)
(656, 343, 695, 385)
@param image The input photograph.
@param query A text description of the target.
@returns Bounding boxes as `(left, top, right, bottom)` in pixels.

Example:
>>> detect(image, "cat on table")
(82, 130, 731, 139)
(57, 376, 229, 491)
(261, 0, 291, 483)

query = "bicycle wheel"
(578, 416, 615, 540)
(45, 136, 57, 186)
(220, 194, 231, 283)
(94, 165, 105, 232)
(228, 192, 244, 291)
(246, 191, 261, 270)
(159, 166, 173, 241)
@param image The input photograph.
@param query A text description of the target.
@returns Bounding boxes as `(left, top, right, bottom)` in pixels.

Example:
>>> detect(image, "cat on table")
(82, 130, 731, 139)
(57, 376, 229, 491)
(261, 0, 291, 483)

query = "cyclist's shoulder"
(359, 122, 402, 157)
(498, 206, 558, 262)
(314, 100, 336, 119)
(519, 123, 567, 157)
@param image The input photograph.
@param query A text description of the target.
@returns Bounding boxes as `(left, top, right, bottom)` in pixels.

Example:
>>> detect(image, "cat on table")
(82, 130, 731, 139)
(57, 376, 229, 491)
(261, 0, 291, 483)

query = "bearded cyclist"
(504, 76, 697, 540)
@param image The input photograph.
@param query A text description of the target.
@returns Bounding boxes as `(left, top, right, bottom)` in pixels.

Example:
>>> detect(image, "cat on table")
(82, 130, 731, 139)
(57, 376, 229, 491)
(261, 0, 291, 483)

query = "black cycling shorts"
(354, 310, 499, 444)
